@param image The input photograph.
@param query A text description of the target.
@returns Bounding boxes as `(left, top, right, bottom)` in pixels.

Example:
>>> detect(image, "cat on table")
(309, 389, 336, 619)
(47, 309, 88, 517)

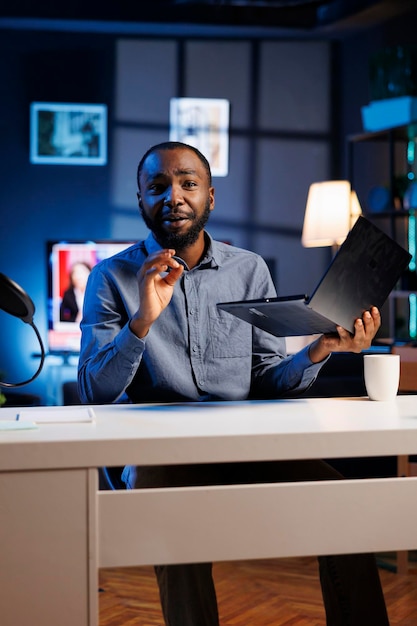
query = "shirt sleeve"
(77, 265, 145, 404)
(248, 258, 329, 398)
(250, 327, 328, 398)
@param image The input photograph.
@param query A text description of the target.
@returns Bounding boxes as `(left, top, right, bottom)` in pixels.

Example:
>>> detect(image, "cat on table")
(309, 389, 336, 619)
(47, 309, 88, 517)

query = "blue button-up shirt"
(78, 232, 323, 404)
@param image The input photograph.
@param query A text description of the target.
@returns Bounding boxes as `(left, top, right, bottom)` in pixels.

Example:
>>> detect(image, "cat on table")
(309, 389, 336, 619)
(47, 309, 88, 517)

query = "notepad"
(0, 420, 38, 430)
(17, 407, 95, 424)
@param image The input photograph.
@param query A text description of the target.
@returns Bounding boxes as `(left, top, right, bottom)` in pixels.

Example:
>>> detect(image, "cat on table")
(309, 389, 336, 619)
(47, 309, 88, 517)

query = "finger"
(143, 249, 176, 267)
(335, 326, 344, 340)
(347, 319, 366, 348)
(362, 309, 380, 339)
(336, 319, 364, 353)
(362, 310, 373, 331)
(370, 306, 381, 329)
(163, 264, 184, 286)
(353, 317, 366, 337)
(336, 324, 353, 341)
(165, 257, 181, 272)
(139, 251, 179, 278)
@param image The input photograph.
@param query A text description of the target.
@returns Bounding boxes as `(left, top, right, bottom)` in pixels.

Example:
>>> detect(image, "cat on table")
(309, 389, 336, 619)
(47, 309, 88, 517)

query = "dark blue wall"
(0, 29, 115, 399)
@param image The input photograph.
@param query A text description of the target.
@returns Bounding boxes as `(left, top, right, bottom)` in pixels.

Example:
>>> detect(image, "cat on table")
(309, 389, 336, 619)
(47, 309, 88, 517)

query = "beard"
(140, 198, 211, 251)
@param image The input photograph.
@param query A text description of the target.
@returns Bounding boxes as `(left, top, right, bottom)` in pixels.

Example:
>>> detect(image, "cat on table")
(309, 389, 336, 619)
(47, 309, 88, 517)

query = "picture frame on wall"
(169, 97, 230, 177)
(30, 102, 107, 165)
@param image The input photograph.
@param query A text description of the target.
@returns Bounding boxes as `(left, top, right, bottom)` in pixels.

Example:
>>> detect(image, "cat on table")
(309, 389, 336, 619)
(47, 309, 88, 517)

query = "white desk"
(1, 396, 417, 626)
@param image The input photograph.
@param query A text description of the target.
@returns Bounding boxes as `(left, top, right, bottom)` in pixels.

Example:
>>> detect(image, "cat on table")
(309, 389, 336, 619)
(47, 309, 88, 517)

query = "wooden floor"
(99, 555, 417, 625)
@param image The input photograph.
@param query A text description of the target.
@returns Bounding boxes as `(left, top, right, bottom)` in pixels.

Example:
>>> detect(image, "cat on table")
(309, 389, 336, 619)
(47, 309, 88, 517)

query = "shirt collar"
(143, 231, 221, 270)
(144, 232, 163, 257)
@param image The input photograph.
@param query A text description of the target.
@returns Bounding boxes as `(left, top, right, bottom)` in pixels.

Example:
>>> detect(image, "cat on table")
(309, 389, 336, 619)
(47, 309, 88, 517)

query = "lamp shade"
(302, 180, 362, 248)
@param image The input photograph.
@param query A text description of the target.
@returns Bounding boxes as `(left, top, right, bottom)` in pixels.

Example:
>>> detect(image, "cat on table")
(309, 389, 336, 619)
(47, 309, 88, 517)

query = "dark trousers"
(124, 460, 390, 626)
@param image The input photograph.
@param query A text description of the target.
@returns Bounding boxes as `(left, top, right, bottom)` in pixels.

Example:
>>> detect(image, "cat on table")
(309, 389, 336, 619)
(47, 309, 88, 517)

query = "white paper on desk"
(17, 407, 95, 424)
(0, 420, 38, 430)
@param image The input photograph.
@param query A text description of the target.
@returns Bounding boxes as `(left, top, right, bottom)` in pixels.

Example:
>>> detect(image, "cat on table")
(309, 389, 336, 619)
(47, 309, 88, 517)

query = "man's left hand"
(308, 306, 381, 364)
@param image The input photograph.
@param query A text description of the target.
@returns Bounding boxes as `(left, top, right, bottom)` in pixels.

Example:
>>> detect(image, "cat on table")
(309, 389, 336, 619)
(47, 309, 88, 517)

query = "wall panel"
(258, 41, 330, 132)
(255, 137, 330, 229)
(115, 39, 177, 124)
(185, 40, 252, 127)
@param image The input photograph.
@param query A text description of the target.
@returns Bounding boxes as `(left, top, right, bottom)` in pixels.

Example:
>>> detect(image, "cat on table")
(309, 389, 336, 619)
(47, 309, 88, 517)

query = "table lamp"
(0, 272, 45, 387)
(302, 180, 362, 255)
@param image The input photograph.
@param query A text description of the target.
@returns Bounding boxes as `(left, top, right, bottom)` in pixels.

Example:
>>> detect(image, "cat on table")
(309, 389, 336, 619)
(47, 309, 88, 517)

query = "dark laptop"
(217, 216, 412, 337)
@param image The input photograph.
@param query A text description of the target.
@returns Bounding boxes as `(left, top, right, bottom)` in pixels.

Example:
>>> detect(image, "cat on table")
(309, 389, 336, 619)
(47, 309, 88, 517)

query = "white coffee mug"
(363, 354, 400, 401)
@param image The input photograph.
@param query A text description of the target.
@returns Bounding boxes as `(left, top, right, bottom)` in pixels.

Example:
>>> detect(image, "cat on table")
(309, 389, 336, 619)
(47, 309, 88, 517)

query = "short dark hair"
(136, 141, 212, 189)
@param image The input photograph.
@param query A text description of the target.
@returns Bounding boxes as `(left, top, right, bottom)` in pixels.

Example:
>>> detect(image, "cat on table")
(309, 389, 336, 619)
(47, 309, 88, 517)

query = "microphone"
(0, 272, 45, 387)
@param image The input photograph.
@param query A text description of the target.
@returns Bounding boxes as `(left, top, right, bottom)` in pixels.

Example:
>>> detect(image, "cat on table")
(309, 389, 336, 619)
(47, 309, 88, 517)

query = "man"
(78, 141, 389, 625)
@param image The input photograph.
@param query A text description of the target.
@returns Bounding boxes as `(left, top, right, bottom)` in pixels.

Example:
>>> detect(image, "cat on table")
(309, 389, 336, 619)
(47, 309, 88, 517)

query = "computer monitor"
(46, 240, 135, 354)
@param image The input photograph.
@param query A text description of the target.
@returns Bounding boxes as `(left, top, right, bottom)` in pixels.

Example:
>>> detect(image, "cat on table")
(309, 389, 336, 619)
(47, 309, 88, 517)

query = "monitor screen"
(47, 240, 135, 354)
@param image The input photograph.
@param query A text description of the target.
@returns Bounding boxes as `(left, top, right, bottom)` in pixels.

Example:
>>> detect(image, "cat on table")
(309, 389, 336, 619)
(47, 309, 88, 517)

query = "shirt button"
(190, 308, 195, 315)
(192, 345, 198, 352)
(199, 381, 205, 387)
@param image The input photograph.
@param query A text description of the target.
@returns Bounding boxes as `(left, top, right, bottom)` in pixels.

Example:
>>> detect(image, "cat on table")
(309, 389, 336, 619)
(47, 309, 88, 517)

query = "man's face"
(137, 147, 214, 250)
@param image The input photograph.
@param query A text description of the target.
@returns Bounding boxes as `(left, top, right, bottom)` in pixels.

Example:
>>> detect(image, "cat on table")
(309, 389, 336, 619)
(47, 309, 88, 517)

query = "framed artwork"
(30, 102, 107, 165)
(169, 97, 230, 177)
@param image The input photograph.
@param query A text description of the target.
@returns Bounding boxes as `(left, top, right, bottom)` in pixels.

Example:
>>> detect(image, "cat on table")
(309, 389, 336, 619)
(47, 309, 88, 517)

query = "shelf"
(364, 210, 415, 218)
(347, 123, 417, 343)
(348, 125, 412, 143)
(391, 290, 417, 297)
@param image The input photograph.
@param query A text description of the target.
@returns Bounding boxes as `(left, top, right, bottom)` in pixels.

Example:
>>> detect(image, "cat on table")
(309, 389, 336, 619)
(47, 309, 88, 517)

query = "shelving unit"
(347, 124, 417, 342)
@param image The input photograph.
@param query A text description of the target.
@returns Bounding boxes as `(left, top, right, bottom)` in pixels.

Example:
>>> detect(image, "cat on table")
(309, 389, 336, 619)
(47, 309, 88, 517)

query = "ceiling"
(1, 0, 416, 36)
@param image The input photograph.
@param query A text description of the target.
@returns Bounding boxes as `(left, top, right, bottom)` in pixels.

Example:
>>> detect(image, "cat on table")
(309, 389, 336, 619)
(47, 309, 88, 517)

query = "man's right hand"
(129, 249, 184, 338)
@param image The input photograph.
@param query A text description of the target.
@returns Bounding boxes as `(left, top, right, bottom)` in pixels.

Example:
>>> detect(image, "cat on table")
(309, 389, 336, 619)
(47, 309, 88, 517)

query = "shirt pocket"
(208, 307, 252, 358)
